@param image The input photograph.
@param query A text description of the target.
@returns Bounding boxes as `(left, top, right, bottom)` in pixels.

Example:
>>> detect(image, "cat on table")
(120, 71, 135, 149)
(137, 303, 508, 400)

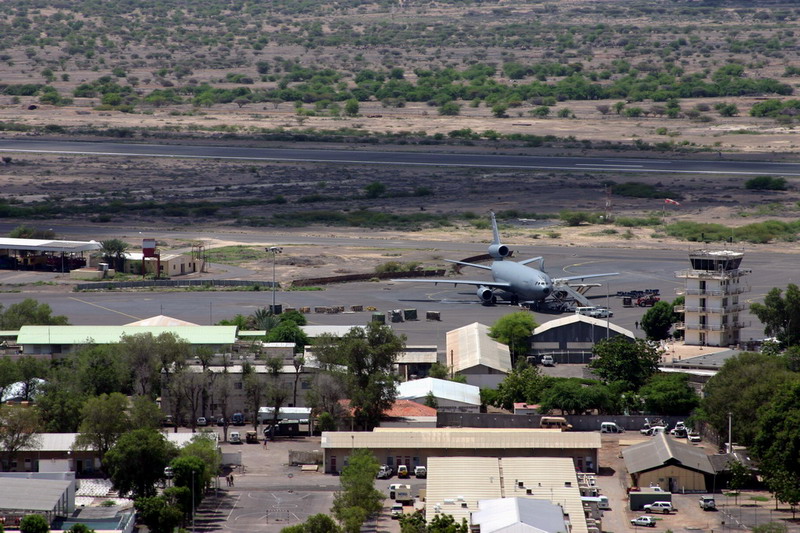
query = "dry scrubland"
(2, 0, 800, 244)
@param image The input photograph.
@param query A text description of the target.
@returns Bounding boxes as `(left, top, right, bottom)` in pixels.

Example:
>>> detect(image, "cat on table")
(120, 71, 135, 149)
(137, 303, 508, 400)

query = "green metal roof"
(17, 325, 238, 345)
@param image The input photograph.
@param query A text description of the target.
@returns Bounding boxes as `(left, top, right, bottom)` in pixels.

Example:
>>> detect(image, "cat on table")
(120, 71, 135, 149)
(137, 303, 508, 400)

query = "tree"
(99, 239, 129, 272)
(700, 352, 796, 447)
(344, 99, 359, 116)
(266, 321, 310, 353)
(179, 434, 220, 493)
(129, 395, 165, 430)
(170, 455, 206, 507)
(489, 359, 549, 410)
(315, 322, 404, 430)
(427, 362, 449, 380)
(727, 459, 751, 505)
(529, 105, 550, 118)
(539, 379, 615, 415)
(438, 102, 460, 116)
(332, 448, 384, 532)
(589, 336, 662, 391)
(134, 496, 183, 533)
(16, 357, 48, 402)
(118, 333, 160, 397)
(19, 514, 49, 533)
(0, 299, 68, 329)
(488, 312, 538, 359)
(0, 357, 20, 403)
(751, 284, 800, 348)
(74, 393, 130, 463)
(638, 373, 699, 415)
(364, 181, 386, 199)
(641, 301, 680, 340)
(0, 405, 41, 471)
(280, 514, 342, 533)
(104, 429, 178, 499)
(9, 225, 54, 240)
(73, 345, 128, 396)
(399, 512, 469, 533)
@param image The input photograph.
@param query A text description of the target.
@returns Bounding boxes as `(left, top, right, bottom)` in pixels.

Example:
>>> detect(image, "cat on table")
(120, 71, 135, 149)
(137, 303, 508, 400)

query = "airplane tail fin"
(490, 211, 501, 245)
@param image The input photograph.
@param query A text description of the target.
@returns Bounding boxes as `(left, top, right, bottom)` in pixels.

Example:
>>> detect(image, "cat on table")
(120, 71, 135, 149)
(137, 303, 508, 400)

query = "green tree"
(179, 433, 220, 492)
(344, 99, 359, 116)
(104, 428, 178, 499)
(529, 105, 550, 118)
(727, 459, 751, 505)
(280, 514, 342, 533)
(134, 496, 183, 533)
(751, 284, 800, 348)
(438, 102, 460, 116)
(539, 379, 615, 415)
(170, 455, 206, 507)
(700, 352, 796, 447)
(99, 239, 130, 272)
(19, 514, 49, 533)
(641, 301, 680, 341)
(0, 357, 20, 404)
(265, 321, 310, 352)
(489, 359, 549, 410)
(129, 395, 165, 430)
(9, 225, 55, 240)
(491, 103, 508, 118)
(638, 373, 699, 415)
(68, 524, 96, 533)
(16, 356, 48, 402)
(0, 299, 68, 329)
(0, 405, 42, 471)
(488, 312, 538, 359)
(74, 393, 130, 463)
(332, 448, 384, 532)
(427, 362, 449, 380)
(315, 322, 404, 430)
(399, 511, 468, 533)
(589, 336, 662, 391)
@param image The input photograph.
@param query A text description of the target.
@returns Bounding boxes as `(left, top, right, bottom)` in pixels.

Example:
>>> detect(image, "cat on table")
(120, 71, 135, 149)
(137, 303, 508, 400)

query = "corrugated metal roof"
(0, 237, 102, 253)
(622, 432, 715, 475)
(0, 478, 73, 513)
(396, 346, 439, 364)
(17, 325, 238, 345)
(473, 498, 569, 533)
(533, 314, 634, 338)
(396, 377, 480, 405)
(23, 432, 214, 452)
(425, 457, 587, 533)
(446, 322, 512, 374)
(125, 315, 199, 326)
(323, 428, 600, 450)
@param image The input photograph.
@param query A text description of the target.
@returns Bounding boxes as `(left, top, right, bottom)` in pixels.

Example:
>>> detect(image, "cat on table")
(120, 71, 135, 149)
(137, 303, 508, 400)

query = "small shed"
(622, 432, 715, 492)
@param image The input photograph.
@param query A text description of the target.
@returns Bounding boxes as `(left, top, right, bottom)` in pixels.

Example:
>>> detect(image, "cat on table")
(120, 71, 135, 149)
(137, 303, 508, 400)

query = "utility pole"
(266, 246, 283, 313)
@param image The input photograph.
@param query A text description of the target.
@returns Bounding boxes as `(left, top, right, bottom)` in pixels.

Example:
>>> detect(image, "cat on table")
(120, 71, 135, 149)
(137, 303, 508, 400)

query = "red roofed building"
(338, 399, 437, 429)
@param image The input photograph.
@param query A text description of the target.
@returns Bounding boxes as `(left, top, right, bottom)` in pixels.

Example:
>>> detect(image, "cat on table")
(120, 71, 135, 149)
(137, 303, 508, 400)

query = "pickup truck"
(630, 516, 657, 527)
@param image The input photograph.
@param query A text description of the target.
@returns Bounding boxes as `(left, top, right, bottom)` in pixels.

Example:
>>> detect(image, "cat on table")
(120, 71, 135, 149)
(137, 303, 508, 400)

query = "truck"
(389, 484, 414, 504)
(637, 295, 661, 307)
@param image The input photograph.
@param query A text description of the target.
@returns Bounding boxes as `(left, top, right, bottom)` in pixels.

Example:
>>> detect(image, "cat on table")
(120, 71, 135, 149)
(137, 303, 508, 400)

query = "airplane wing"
(444, 259, 492, 271)
(553, 272, 619, 283)
(391, 278, 512, 289)
(518, 256, 543, 266)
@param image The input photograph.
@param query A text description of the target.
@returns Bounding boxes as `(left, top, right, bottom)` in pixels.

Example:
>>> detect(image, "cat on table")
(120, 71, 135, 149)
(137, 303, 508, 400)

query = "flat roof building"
(426, 457, 591, 532)
(321, 428, 600, 474)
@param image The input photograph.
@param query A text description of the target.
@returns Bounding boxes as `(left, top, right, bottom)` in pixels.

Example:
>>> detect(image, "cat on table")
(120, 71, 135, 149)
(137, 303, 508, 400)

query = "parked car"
(245, 430, 259, 443)
(390, 504, 404, 519)
(414, 466, 427, 478)
(630, 516, 657, 527)
(229, 431, 242, 444)
(688, 432, 702, 443)
(600, 422, 624, 434)
(541, 355, 555, 366)
(397, 465, 409, 478)
(196, 417, 208, 427)
(643, 501, 674, 514)
(231, 412, 245, 426)
(699, 497, 717, 511)
(216, 417, 226, 426)
(162, 415, 175, 427)
(377, 465, 393, 479)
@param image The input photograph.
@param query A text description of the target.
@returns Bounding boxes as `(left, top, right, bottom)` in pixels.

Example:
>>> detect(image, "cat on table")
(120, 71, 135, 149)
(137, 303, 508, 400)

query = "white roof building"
(396, 377, 481, 411)
(472, 498, 571, 533)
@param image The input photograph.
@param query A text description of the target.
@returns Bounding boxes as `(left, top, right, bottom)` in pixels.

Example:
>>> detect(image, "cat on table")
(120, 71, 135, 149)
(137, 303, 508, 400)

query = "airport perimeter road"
(2, 138, 800, 175)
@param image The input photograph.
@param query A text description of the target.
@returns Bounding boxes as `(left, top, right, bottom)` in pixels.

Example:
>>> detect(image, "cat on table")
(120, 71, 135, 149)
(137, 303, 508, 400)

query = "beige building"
(445, 322, 511, 387)
(622, 432, 715, 492)
(426, 457, 594, 533)
(675, 249, 750, 347)
(320, 428, 600, 474)
(122, 252, 204, 277)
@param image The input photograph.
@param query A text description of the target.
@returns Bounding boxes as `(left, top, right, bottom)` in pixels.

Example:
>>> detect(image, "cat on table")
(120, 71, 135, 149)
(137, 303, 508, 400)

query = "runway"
(2, 139, 800, 176)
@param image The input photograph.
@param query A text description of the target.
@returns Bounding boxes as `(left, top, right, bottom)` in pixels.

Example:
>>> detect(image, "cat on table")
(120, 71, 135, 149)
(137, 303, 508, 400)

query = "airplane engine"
(487, 243, 510, 259)
(477, 286, 496, 304)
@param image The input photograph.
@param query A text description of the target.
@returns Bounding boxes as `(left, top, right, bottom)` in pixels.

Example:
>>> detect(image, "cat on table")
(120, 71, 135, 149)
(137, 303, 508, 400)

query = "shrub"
(745, 176, 787, 191)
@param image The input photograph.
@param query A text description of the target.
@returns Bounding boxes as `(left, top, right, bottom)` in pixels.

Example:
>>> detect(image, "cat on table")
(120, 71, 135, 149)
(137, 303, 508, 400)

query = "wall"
(437, 413, 689, 432)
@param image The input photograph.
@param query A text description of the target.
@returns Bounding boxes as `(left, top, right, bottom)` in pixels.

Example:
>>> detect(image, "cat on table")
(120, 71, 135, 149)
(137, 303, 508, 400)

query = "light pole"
(191, 468, 195, 533)
(266, 246, 283, 313)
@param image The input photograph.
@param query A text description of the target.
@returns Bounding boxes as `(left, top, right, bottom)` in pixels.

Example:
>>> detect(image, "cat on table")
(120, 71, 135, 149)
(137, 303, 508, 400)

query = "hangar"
(530, 315, 634, 364)
(445, 322, 511, 387)
(622, 432, 715, 492)
(0, 237, 101, 272)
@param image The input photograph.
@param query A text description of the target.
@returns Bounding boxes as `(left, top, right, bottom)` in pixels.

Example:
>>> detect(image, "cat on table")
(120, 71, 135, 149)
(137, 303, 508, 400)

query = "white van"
(600, 422, 624, 434)
(540, 416, 572, 431)
(229, 431, 241, 444)
(575, 307, 598, 317)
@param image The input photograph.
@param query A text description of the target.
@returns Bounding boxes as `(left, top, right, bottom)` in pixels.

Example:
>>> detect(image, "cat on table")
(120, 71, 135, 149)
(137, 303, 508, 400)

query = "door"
(330, 456, 336, 473)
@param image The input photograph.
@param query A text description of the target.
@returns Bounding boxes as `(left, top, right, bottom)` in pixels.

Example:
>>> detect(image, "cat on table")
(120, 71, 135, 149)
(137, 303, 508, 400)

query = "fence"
(76, 279, 276, 291)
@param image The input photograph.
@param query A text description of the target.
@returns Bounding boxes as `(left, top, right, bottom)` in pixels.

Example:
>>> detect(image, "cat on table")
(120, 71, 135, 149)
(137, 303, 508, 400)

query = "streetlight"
(191, 468, 195, 533)
(266, 246, 283, 313)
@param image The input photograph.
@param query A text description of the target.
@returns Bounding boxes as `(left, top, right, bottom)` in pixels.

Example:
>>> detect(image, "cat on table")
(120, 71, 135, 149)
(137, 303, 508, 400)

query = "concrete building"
(445, 322, 511, 387)
(529, 315, 634, 364)
(321, 428, 601, 474)
(426, 457, 593, 533)
(121, 251, 204, 277)
(622, 432, 715, 492)
(675, 249, 751, 347)
(396, 377, 481, 412)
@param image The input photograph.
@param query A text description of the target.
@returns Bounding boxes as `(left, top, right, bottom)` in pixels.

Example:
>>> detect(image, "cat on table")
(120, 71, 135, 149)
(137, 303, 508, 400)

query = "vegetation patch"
(665, 220, 800, 244)
(611, 182, 680, 200)
(205, 246, 271, 264)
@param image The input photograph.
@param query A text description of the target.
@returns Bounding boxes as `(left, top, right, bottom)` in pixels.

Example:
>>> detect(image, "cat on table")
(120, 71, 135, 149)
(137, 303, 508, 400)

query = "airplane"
(393, 212, 618, 307)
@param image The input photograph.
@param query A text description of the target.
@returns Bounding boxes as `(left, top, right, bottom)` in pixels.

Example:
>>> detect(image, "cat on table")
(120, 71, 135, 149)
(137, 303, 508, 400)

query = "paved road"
(2, 138, 800, 175)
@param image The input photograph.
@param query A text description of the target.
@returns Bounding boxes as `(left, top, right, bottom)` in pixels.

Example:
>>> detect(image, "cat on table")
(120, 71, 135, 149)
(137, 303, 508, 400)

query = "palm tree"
(100, 239, 130, 272)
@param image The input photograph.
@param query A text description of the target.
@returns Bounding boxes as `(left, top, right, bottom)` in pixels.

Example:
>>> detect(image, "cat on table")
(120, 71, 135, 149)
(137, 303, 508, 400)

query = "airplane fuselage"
(491, 260, 553, 302)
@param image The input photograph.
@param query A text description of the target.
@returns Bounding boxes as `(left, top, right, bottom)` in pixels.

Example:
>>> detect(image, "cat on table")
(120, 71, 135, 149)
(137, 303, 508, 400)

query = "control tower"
(675, 249, 750, 347)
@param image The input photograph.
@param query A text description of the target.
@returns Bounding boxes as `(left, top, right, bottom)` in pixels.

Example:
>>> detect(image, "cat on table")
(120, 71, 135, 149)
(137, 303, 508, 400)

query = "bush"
(745, 176, 787, 191)
(612, 182, 679, 199)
